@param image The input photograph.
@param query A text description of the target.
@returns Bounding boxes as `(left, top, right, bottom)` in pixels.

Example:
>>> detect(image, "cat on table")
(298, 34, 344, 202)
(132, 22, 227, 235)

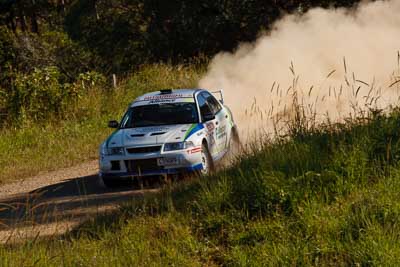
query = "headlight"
(164, 141, 194, 152)
(102, 147, 125, 156)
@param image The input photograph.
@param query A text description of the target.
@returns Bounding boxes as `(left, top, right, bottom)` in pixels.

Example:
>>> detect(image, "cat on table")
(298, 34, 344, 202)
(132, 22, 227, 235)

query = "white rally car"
(99, 89, 239, 187)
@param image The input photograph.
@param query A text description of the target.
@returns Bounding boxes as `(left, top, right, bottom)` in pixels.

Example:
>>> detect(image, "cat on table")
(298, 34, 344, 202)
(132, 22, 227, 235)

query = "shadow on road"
(0, 175, 158, 231)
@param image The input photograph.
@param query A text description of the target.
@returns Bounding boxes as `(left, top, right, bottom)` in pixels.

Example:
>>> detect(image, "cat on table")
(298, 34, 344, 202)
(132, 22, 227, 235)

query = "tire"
(200, 142, 214, 175)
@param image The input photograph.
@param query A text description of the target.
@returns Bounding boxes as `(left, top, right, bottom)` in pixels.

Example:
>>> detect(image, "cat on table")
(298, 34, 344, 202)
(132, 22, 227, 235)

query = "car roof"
(130, 89, 206, 107)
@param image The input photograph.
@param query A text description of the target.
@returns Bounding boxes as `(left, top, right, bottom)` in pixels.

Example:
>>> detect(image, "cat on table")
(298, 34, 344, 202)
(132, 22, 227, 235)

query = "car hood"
(105, 124, 196, 148)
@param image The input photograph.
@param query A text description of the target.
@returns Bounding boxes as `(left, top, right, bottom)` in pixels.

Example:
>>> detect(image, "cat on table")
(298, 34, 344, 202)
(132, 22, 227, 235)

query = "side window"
(197, 94, 213, 121)
(201, 92, 222, 115)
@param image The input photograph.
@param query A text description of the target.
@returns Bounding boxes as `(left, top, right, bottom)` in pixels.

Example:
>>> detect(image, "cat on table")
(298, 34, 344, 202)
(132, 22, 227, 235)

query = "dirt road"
(0, 161, 157, 244)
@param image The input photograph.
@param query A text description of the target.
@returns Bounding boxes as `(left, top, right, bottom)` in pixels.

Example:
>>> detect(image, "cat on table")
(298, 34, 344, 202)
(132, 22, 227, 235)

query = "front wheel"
(200, 143, 214, 175)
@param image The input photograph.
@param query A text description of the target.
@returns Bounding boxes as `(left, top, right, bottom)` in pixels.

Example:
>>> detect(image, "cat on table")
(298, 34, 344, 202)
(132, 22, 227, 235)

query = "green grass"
(2, 104, 400, 265)
(2, 62, 400, 265)
(0, 63, 204, 184)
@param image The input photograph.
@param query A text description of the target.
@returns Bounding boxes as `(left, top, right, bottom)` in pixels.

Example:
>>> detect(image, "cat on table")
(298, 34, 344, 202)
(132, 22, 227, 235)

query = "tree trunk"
(30, 0, 39, 33)
(8, 8, 17, 33)
(17, 0, 26, 32)
(58, 0, 66, 15)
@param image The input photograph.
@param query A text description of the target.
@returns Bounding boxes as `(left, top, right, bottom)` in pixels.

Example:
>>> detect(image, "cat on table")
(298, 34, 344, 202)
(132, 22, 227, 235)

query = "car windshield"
(120, 103, 199, 128)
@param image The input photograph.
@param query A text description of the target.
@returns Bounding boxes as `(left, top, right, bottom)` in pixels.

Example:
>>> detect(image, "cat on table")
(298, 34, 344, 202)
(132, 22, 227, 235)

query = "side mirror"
(203, 114, 215, 122)
(108, 120, 119, 128)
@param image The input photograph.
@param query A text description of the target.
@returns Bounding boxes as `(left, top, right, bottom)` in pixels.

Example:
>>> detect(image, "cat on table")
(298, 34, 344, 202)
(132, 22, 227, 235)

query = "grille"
(125, 159, 163, 173)
(126, 146, 161, 154)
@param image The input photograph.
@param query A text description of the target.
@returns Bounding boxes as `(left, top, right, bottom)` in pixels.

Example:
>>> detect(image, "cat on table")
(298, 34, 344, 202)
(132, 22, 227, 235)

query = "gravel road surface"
(0, 161, 157, 244)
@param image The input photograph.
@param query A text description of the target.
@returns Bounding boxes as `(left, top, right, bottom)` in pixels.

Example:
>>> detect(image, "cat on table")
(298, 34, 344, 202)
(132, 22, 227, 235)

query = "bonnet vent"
(150, 132, 166, 136)
(131, 134, 145, 137)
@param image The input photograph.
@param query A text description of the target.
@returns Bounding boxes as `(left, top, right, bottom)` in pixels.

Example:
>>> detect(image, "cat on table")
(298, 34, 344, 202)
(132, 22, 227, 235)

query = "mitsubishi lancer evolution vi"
(98, 89, 239, 187)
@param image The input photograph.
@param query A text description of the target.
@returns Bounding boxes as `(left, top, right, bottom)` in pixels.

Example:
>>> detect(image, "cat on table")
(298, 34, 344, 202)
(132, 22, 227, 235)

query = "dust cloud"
(199, 0, 400, 139)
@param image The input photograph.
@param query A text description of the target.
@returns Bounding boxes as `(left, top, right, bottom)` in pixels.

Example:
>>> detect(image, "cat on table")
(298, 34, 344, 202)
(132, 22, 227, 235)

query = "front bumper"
(99, 148, 203, 179)
(99, 164, 203, 179)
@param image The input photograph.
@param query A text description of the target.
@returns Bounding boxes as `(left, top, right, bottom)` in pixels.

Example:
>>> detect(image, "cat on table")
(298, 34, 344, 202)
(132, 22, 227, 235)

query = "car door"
(197, 93, 219, 157)
(201, 92, 228, 156)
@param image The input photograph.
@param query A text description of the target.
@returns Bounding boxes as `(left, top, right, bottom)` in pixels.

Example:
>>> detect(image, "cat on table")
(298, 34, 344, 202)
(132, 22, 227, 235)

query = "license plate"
(157, 157, 179, 166)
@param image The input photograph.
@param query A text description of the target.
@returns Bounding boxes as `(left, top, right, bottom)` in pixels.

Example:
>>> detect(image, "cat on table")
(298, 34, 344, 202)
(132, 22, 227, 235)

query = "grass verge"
(1, 107, 400, 265)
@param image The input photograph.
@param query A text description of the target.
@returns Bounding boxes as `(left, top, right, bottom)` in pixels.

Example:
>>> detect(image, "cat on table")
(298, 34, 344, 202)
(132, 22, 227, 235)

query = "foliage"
(65, 0, 149, 73)
(0, 26, 15, 88)
(7, 67, 66, 122)
(39, 31, 96, 79)
(1, 0, 362, 76)
(4, 66, 105, 123)
(63, 0, 361, 73)
(0, 28, 97, 124)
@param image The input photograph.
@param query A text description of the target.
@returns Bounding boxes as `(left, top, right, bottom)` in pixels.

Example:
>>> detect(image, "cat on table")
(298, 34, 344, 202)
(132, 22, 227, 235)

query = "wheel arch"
(202, 138, 208, 147)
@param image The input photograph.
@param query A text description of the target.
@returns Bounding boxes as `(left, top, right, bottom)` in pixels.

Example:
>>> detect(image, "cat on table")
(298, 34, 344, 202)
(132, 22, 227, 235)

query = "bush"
(5, 67, 106, 123)
(40, 31, 96, 80)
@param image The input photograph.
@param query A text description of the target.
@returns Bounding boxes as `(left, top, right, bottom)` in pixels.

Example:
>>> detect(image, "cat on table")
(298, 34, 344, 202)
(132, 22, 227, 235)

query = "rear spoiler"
(211, 90, 224, 104)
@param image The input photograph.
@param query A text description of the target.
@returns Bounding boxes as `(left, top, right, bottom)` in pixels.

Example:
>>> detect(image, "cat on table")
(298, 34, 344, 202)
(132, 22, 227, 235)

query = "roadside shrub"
(7, 67, 66, 122)
(40, 31, 96, 79)
(5, 67, 106, 123)
(75, 71, 107, 91)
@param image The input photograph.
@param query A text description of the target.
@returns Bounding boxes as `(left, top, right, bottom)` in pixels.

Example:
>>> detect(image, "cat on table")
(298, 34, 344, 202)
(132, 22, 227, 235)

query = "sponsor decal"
(206, 122, 215, 132)
(205, 122, 216, 145)
(187, 147, 202, 154)
(135, 127, 169, 133)
(216, 125, 226, 139)
(217, 132, 227, 139)
(133, 95, 195, 107)
(149, 99, 176, 104)
(144, 94, 183, 100)
(217, 133, 227, 140)
(216, 125, 226, 135)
